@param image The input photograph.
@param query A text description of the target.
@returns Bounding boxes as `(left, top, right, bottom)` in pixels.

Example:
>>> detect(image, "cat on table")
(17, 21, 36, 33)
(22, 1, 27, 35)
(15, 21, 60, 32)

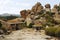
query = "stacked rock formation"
(20, 2, 60, 26)
(20, 2, 44, 19)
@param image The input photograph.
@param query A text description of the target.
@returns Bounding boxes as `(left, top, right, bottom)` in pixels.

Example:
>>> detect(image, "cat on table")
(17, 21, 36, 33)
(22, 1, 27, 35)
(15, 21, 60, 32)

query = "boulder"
(0, 29, 4, 34)
(54, 5, 58, 9)
(31, 2, 43, 14)
(44, 4, 51, 12)
(51, 8, 58, 13)
(20, 10, 27, 19)
(45, 4, 51, 8)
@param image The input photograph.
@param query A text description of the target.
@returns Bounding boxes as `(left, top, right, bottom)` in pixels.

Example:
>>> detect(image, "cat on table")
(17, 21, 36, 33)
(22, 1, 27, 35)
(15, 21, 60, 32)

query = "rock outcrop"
(20, 2, 60, 27)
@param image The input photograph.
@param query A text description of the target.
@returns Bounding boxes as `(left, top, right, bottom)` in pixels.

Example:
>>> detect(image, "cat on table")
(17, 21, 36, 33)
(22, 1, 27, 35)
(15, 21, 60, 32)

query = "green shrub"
(55, 27, 60, 37)
(45, 27, 57, 36)
(28, 23, 34, 28)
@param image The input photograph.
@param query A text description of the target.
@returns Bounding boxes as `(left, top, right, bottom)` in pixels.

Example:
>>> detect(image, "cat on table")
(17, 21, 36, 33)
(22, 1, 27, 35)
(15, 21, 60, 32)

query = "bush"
(28, 23, 34, 28)
(45, 27, 57, 36)
(55, 27, 60, 37)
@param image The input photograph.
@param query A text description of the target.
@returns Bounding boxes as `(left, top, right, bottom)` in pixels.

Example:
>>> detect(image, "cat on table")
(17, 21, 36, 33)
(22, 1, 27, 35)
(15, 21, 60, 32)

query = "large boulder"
(51, 5, 58, 13)
(26, 10, 31, 16)
(20, 10, 27, 19)
(45, 4, 51, 8)
(31, 2, 43, 14)
(54, 5, 58, 9)
(44, 4, 51, 12)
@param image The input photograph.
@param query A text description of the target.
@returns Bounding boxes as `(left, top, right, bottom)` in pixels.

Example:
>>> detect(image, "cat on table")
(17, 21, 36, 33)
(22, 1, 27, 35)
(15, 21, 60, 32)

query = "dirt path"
(0, 28, 57, 40)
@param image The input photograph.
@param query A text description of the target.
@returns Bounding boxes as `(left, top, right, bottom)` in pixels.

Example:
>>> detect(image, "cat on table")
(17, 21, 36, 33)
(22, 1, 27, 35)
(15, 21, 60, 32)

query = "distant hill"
(0, 13, 20, 17)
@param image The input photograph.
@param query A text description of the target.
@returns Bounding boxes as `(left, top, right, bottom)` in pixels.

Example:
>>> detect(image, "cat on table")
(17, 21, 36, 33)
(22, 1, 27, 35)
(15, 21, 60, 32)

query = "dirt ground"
(0, 28, 58, 40)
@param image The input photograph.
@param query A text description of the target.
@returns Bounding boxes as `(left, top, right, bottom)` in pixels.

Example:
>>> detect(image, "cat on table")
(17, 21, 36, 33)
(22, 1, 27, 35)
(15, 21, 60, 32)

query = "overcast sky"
(0, 0, 60, 14)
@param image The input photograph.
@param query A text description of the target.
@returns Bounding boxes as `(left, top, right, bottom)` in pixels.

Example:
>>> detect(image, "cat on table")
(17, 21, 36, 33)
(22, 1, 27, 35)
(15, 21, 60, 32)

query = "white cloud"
(0, 0, 11, 14)
(16, 2, 31, 7)
(0, 0, 59, 14)
(0, 0, 32, 14)
(0, 0, 10, 7)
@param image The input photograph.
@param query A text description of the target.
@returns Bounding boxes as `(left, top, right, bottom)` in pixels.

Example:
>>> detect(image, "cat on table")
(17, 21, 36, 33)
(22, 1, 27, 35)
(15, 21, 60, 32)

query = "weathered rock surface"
(44, 4, 51, 12)
(0, 28, 57, 40)
(31, 2, 43, 14)
(20, 10, 27, 19)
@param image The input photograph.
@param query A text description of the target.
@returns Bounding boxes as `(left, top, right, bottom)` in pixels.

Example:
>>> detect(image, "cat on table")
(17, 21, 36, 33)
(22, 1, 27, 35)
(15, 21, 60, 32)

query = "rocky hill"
(20, 2, 60, 27)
